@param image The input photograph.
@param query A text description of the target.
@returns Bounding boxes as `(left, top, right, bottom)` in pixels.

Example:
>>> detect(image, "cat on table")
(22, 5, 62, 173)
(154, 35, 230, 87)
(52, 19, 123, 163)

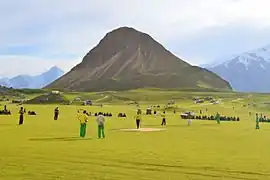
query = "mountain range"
(204, 45, 270, 92)
(46, 27, 231, 91)
(0, 66, 64, 89)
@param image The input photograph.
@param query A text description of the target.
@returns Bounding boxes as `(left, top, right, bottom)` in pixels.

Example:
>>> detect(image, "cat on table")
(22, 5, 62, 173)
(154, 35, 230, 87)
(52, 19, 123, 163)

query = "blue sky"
(1, 0, 270, 77)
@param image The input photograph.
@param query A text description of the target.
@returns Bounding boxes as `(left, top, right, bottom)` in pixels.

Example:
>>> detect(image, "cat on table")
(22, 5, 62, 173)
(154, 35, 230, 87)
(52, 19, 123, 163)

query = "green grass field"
(1, 90, 270, 180)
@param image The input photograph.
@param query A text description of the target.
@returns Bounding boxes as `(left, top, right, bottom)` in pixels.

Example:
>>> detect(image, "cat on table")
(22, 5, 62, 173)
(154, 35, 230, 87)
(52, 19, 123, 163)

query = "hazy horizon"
(1, 0, 270, 77)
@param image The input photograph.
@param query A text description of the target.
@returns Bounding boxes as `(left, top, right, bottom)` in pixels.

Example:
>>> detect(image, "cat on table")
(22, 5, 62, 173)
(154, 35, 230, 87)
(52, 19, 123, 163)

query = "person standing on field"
(215, 112, 220, 124)
(18, 107, 24, 125)
(79, 110, 88, 137)
(135, 110, 142, 129)
(256, 113, 260, 130)
(96, 112, 105, 139)
(54, 107, 59, 120)
(161, 111, 166, 126)
(187, 116, 192, 126)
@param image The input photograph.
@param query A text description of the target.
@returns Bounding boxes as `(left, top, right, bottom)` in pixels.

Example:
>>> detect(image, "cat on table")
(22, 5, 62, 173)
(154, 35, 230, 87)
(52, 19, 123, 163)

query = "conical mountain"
(46, 27, 231, 91)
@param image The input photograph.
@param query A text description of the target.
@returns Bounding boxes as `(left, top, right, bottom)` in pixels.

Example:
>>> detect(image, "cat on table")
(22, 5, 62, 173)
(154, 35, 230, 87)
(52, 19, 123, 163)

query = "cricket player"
(54, 107, 59, 120)
(187, 118, 192, 126)
(78, 110, 88, 137)
(256, 113, 260, 130)
(18, 107, 24, 125)
(161, 111, 166, 126)
(96, 112, 105, 139)
(215, 112, 220, 124)
(135, 111, 142, 129)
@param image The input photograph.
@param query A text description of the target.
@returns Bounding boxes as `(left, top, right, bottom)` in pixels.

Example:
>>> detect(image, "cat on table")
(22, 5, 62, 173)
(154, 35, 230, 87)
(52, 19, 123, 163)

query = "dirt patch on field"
(119, 128, 166, 132)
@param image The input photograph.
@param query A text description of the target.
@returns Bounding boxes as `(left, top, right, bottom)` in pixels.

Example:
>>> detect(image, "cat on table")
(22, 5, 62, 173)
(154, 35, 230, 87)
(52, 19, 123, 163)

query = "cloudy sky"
(1, 0, 270, 77)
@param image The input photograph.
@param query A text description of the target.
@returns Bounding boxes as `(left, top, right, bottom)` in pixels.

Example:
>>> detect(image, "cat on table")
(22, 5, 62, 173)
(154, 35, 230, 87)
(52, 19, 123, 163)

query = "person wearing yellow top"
(78, 110, 88, 137)
(135, 111, 142, 129)
(161, 111, 166, 126)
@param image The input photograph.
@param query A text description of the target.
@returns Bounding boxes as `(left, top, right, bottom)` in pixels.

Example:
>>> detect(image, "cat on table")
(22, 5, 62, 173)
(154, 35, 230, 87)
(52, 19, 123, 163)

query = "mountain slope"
(36, 66, 65, 88)
(0, 66, 64, 89)
(46, 27, 232, 91)
(206, 45, 270, 92)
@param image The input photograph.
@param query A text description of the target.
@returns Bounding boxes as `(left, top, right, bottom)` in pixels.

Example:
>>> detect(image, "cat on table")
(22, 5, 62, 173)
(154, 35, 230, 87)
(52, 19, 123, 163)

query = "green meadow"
(1, 89, 270, 180)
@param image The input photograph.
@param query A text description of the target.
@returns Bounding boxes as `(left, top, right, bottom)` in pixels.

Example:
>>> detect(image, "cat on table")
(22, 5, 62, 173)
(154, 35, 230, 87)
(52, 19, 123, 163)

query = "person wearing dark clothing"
(54, 107, 59, 120)
(134, 110, 142, 129)
(19, 107, 24, 125)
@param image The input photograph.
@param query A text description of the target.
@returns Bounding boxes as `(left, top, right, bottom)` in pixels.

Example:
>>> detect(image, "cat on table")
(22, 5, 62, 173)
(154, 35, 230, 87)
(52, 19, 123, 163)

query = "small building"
(74, 97, 82, 101)
(51, 90, 60, 95)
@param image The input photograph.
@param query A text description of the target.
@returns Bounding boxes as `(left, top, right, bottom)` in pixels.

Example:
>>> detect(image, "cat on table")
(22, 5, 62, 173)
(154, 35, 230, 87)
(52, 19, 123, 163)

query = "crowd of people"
(117, 113, 126, 117)
(0, 105, 11, 115)
(2, 103, 267, 138)
(181, 115, 240, 121)
(93, 112, 112, 117)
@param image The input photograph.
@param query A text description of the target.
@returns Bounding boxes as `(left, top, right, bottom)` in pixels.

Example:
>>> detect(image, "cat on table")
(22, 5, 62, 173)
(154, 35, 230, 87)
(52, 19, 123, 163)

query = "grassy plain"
(1, 89, 270, 180)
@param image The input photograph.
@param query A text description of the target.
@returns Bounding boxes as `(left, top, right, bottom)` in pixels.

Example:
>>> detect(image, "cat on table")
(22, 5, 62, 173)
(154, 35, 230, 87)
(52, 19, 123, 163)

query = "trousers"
(136, 120, 140, 129)
(80, 123, 87, 137)
(98, 124, 105, 138)
(161, 118, 166, 125)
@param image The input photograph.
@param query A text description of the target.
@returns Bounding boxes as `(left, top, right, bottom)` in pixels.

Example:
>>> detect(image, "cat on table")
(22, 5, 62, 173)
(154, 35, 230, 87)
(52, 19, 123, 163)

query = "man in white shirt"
(96, 112, 105, 139)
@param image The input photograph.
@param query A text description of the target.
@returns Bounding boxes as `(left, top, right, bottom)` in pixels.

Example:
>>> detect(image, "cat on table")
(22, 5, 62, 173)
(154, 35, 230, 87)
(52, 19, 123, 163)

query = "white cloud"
(1, 0, 270, 76)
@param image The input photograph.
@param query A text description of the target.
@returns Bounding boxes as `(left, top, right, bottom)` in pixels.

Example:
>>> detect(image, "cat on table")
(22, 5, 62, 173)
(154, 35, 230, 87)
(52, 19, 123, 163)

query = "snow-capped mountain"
(0, 66, 64, 89)
(204, 45, 270, 92)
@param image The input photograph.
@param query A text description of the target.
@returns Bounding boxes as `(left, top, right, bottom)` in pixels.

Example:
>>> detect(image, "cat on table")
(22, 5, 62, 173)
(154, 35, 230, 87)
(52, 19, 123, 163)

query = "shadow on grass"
(29, 137, 92, 141)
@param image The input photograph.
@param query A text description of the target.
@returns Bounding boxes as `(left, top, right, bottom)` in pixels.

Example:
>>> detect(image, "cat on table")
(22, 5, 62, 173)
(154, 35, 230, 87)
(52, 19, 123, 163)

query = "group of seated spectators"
(259, 116, 270, 122)
(28, 111, 37, 115)
(0, 109, 11, 115)
(0, 105, 11, 115)
(118, 113, 127, 117)
(91, 112, 112, 117)
(181, 114, 240, 121)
